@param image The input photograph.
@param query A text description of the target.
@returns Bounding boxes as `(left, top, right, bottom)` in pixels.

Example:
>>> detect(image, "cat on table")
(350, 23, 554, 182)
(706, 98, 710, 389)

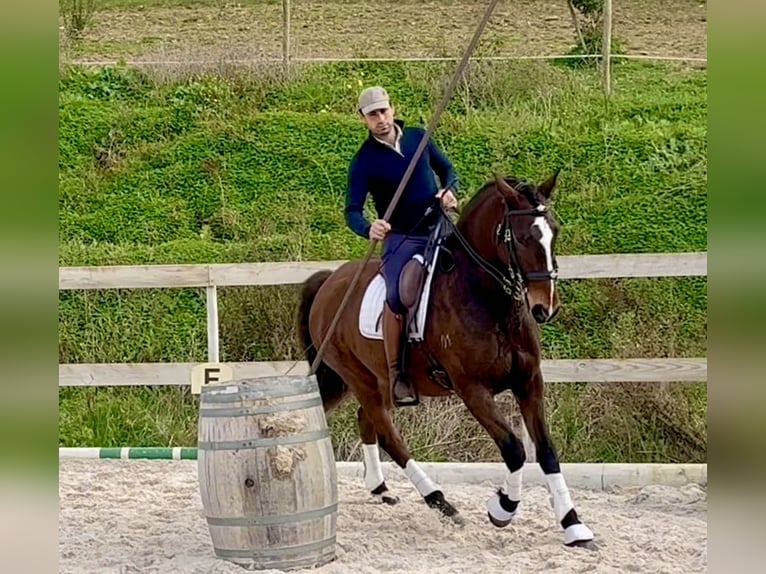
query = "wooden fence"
(58, 251, 707, 460)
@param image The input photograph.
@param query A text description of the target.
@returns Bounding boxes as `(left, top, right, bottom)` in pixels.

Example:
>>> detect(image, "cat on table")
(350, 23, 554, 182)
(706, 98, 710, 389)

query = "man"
(345, 86, 459, 407)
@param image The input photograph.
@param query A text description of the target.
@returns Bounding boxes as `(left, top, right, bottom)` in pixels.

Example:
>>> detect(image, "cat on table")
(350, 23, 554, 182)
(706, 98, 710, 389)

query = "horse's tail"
(297, 270, 348, 412)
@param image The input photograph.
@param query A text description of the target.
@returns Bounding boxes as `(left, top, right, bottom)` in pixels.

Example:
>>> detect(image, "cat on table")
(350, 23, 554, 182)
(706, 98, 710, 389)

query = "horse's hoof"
(381, 494, 399, 506)
(565, 539, 598, 551)
(486, 490, 518, 528)
(371, 482, 398, 505)
(487, 512, 512, 528)
(424, 490, 461, 522)
(564, 523, 595, 549)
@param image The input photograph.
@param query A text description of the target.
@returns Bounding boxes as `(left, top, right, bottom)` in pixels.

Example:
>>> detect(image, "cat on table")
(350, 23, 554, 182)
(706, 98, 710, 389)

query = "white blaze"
(532, 216, 555, 310)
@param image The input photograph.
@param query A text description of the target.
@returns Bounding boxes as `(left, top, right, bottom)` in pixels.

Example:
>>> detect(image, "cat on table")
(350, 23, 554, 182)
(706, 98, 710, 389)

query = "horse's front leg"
(489, 464, 523, 528)
(514, 369, 595, 548)
(357, 406, 399, 505)
(457, 386, 526, 527)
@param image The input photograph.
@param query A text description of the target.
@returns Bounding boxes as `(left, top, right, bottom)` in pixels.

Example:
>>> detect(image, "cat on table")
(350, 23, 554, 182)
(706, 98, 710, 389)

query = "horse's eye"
(530, 226, 542, 240)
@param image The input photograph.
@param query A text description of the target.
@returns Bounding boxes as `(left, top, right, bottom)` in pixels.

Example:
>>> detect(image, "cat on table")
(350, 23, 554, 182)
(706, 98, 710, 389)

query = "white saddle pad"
(359, 247, 440, 341)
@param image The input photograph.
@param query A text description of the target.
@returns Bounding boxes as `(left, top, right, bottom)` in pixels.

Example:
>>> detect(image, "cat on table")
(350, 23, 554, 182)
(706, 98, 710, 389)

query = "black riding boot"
(382, 305, 419, 407)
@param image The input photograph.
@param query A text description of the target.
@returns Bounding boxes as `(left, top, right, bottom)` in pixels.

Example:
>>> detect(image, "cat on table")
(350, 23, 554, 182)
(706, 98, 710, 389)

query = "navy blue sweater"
(345, 120, 458, 238)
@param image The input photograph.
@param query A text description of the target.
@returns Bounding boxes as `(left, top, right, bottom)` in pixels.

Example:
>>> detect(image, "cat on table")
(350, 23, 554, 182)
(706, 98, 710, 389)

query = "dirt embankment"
(59, 0, 707, 64)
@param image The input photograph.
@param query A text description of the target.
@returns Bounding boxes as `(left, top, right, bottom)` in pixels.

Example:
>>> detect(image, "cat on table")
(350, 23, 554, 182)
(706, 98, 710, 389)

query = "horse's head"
(456, 172, 561, 324)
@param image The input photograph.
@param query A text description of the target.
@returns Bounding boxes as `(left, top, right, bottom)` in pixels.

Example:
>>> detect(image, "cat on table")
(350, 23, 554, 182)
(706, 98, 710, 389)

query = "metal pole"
(308, 0, 501, 375)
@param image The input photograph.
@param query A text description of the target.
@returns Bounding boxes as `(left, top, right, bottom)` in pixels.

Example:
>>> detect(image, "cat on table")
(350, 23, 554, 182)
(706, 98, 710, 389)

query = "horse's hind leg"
(327, 356, 462, 523)
(514, 369, 595, 548)
(362, 394, 462, 523)
(357, 406, 399, 505)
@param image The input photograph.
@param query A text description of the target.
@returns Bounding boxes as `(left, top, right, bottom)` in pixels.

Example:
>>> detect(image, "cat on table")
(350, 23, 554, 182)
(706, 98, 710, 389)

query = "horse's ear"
(538, 169, 560, 201)
(494, 174, 515, 199)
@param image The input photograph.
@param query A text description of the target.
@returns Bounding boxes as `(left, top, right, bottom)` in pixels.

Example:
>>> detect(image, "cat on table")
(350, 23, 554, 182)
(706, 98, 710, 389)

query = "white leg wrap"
(546, 473, 574, 523)
(504, 467, 523, 501)
(564, 523, 594, 545)
(546, 473, 593, 543)
(404, 459, 439, 497)
(487, 468, 523, 524)
(487, 492, 517, 523)
(362, 444, 385, 491)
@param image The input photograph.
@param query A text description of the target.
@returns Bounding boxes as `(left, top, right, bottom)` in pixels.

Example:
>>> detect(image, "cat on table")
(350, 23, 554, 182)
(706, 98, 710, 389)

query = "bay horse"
(296, 172, 595, 547)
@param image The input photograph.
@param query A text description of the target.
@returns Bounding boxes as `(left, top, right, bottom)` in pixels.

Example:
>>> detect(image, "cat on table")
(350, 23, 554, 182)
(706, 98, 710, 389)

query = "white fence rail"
(59, 252, 707, 290)
(59, 358, 707, 388)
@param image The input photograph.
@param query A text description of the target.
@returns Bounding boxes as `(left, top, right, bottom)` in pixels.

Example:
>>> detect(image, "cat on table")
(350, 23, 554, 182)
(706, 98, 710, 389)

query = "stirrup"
(393, 377, 419, 407)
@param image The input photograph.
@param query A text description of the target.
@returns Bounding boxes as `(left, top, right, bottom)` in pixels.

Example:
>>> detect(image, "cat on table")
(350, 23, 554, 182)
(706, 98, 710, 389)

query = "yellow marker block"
(191, 363, 233, 395)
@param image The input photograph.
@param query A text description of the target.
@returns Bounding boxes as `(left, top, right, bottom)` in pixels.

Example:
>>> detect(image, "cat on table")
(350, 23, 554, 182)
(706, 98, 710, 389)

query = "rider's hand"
(368, 219, 391, 241)
(436, 188, 458, 211)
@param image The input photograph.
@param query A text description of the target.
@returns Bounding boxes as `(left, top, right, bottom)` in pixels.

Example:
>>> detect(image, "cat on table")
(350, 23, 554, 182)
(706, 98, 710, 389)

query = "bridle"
(440, 199, 559, 303)
(497, 202, 559, 287)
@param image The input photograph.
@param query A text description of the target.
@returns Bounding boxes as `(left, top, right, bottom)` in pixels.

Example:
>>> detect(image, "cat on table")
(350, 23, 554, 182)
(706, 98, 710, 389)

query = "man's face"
(361, 105, 395, 137)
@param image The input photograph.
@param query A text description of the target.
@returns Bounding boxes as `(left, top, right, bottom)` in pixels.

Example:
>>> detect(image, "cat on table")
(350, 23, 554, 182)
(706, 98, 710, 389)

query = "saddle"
(360, 211, 455, 340)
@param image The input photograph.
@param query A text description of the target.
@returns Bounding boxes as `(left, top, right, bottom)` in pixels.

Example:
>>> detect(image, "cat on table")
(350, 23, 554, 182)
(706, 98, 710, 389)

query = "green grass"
(58, 57, 707, 463)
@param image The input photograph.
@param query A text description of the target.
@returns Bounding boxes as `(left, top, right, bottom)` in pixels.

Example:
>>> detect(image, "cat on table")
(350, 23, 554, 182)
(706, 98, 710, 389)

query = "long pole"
(308, 0, 501, 375)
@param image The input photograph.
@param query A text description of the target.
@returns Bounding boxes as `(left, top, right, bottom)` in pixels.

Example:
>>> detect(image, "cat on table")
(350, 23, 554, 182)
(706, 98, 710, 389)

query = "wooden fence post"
(567, 0, 587, 55)
(282, 0, 291, 72)
(206, 286, 219, 363)
(511, 412, 536, 463)
(602, 0, 613, 96)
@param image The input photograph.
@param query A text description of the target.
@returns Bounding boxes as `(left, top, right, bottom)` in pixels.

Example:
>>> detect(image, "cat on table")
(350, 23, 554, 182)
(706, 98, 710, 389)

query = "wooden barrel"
(197, 375, 337, 571)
